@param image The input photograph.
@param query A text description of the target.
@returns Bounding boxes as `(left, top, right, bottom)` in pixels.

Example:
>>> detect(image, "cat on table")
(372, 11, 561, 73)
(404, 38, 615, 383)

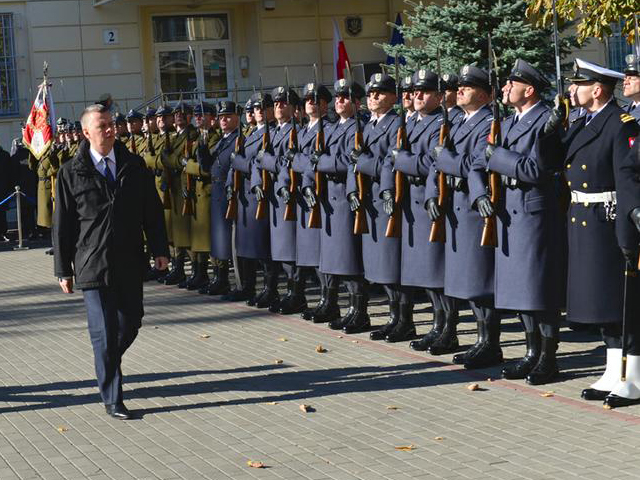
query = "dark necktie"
(103, 158, 116, 189)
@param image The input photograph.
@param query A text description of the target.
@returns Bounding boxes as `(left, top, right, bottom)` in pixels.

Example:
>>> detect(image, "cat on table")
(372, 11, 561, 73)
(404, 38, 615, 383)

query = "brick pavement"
(1, 246, 639, 480)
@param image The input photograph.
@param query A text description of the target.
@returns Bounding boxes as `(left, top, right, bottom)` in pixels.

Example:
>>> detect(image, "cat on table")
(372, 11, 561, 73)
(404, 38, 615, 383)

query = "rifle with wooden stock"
(255, 74, 270, 220)
(385, 54, 406, 238)
(181, 125, 196, 217)
(307, 64, 324, 229)
(429, 47, 449, 243)
(347, 64, 369, 235)
(283, 67, 298, 222)
(480, 35, 500, 248)
(226, 82, 244, 220)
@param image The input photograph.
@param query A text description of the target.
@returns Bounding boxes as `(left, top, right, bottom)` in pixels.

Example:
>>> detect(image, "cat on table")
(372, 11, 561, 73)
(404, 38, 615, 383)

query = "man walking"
(53, 104, 169, 419)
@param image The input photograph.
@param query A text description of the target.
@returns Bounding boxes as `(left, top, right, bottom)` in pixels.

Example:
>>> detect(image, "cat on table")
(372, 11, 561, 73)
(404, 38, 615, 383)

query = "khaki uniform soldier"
(114, 112, 129, 143)
(141, 107, 174, 281)
(243, 99, 256, 137)
(125, 110, 147, 155)
(160, 103, 196, 287)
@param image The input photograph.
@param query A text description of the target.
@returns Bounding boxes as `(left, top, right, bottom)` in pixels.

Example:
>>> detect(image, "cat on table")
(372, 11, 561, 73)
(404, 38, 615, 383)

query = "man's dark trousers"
(83, 286, 141, 405)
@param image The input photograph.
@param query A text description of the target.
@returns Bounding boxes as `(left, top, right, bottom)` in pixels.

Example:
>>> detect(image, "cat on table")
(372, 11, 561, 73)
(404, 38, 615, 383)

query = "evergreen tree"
(380, 0, 576, 85)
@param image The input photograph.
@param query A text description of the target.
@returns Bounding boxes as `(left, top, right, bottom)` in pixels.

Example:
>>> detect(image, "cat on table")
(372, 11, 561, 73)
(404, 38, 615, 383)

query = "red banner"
(23, 82, 54, 161)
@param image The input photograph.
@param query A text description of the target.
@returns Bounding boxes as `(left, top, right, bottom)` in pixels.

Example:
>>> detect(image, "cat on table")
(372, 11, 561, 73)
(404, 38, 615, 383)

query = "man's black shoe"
(105, 403, 132, 420)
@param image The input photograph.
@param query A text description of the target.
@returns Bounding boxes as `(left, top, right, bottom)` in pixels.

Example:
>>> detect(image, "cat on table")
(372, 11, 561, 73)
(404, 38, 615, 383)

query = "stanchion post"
(13, 185, 28, 251)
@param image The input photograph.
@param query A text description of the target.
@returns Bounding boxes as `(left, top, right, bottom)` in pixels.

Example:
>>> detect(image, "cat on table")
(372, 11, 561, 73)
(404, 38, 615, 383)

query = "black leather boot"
(526, 336, 559, 385)
(177, 258, 195, 289)
(452, 319, 485, 365)
(330, 293, 356, 330)
(156, 257, 174, 283)
(428, 310, 460, 355)
(278, 279, 308, 314)
(369, 300, 399, 340)
(144, 267, 164, 282)
(272, 279, 292, 313)
(163, 253, 186, 285)
(502, 331, 541, 379)
(343, 294, 370, 334)
(385, 302, 416, 342)
(312, 287, 340, 323)
(302, 286, 326, 321)
(410, 309, 445, 351)
(198, 264, 218, 294)
(463, 316, 503, 369)
(187, 259, 210, 291)
(205, 262, 231, 296)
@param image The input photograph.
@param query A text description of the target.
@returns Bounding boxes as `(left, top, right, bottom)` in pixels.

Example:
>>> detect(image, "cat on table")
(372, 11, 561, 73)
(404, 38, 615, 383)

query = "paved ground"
(1, 243, 640, 480)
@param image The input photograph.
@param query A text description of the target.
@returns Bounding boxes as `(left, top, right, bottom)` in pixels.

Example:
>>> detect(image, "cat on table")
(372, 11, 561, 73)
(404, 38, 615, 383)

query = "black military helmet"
(125, 109, 143, 122)
(193, 102, 216, 116)
(411, 69, 438, 91)
(302, 82, 332, 103)
(567, 58, 624, 87)
(401, 74, 414, 92)
(174, 102, 193, 115)
(441, 73, 459, 91)
(272, 86, 301, 105)
(367, 73, 395, 93)
(155, 104, 174, 117)
(56, 117, 68, 127)
(244, 99, 254, 113)
(459, 65, 491, 93)
(113, 112, 126, 124)
(74, 121, 82, 131)
(217, 100, 237, 115)
(333, 78, 366, 99)
(508, 59, 551, 91)
(144, 106, 157, 118)
(624, 54, 639, 76)
(250, 92, 274, 108)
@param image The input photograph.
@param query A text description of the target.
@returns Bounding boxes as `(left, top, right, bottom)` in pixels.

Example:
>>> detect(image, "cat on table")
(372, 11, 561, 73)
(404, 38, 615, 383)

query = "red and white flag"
(23, 79, 55, 161)
(332, 19, 351, 82)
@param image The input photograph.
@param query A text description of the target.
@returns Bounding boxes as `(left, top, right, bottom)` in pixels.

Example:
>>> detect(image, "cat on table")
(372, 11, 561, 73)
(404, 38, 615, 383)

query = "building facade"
(0, 0, 614, 147)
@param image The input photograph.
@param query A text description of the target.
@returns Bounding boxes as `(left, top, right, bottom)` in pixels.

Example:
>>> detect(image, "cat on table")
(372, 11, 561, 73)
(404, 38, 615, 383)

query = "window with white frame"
(0, 13, 18, 116)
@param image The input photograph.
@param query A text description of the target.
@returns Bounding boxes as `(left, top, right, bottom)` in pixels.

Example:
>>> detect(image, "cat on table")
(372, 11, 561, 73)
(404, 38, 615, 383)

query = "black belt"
(326, 172, 346, 183)
(446, 175, 466, 191)
(406, 175, 425, 186)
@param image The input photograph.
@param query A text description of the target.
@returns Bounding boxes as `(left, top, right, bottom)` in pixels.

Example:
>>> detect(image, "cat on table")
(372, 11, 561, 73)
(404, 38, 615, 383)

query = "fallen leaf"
(315, 345, 327, 353)
(154, 326, 159, 329)
(274, 359, 283, 364)
(299, 404, 312, 413)
(278, 337, 288, 342)
(200, 334, 210, 339)
(57, 426, 68, 433)
(395, 444, 416, 451)
(386, 405, 399, 410)
(467, 383, 480, 391)
(337, 335, 343, 338)
(247, 460, 266, 468)
(352, 340, 359, 343)
(486, 378, 494, 382)
(434, 436, 444, 441)
(266, 401, 278, 405)
(603, 404, 612, 410)
(540, 391, 554, 398)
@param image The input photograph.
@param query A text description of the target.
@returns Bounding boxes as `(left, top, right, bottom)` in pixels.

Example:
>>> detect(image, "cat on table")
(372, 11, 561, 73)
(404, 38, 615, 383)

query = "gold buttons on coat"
(567, 164, 572, 169)
(571, 217, 576, 223)
(584, 202, 589, 207)
(581, 165, 587, 170)
(567, 181, 572, 186)
(582, 221, 587, 227)
(582, 182, 588, 188)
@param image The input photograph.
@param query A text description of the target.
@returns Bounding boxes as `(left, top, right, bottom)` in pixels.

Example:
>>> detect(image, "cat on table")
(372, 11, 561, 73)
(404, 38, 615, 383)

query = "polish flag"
(23, 79, 55, 161)
(333, 19, 351, 81)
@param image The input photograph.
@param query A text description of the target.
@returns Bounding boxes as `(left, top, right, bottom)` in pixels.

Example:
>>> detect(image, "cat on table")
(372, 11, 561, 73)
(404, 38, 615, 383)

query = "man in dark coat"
(253, 86, 306, 314)
(294, 82, 336, 322)
(197, 101, 236, 295)
(224, 93, 273, 304)
(484, 60, 566, 384)
(0, 144, 12, 242)
(54, 104, 169, 419)
(10, 125, 37, 239)
(347, 73, 402, 336)
(622, 54, 640, 122)
(314, 78, 367, 331)
(427, 65, 500, 368)
(539, 59, 640, 407)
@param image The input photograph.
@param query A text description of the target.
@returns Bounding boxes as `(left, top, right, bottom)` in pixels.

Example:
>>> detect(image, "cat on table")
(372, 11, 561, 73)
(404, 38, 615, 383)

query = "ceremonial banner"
(23, 74, 55, 161)
(332, 18, 351, 82)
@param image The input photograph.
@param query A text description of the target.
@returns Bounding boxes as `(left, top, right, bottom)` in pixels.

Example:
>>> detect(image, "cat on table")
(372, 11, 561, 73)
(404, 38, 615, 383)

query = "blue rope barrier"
(0, 192, 15, 207)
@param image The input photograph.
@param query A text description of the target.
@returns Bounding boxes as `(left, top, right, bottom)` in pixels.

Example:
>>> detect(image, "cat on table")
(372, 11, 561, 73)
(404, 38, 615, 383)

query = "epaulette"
(621, 113, 636, 123)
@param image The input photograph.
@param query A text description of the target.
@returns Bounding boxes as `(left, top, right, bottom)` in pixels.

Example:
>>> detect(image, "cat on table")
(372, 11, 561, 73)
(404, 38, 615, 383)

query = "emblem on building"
(345, 16, 362, 36)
